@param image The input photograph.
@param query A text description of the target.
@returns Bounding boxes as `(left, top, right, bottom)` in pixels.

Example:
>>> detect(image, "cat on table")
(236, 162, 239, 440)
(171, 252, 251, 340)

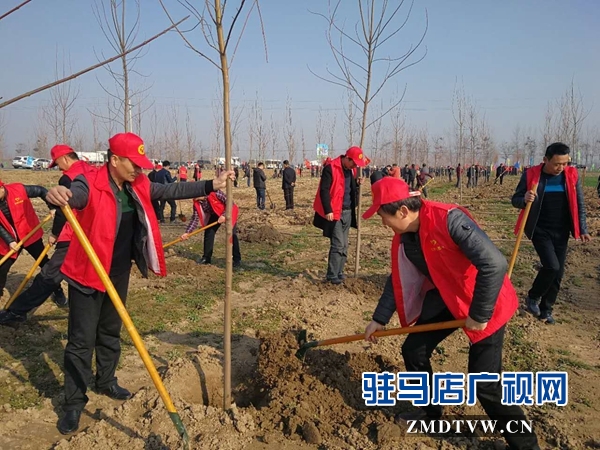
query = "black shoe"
(233, 261, 243, 271)
(539, 311, 555, 325)
(58, 410, 81, 435)
(525, 297, 541, 317)
(337, 273, 346, 281)
(0, 309, 27, 328)
(328, 277, 342, 285)
(52, 289, 68, 308)
(198, 257, 211, 265)
(99, 384, 132, 401)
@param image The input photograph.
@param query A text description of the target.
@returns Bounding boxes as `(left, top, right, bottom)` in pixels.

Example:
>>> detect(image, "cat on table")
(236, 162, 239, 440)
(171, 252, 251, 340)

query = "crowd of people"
(0, 135, 596, 449)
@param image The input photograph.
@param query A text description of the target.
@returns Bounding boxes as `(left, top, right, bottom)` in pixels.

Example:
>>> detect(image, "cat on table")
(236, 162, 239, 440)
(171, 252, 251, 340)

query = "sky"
(1, 0, 599, 163)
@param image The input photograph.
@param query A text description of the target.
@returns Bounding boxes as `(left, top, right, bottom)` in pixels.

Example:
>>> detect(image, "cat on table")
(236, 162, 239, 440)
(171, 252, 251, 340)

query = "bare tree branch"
(0, 16, 188, 109)
(0, 0, 32, 22)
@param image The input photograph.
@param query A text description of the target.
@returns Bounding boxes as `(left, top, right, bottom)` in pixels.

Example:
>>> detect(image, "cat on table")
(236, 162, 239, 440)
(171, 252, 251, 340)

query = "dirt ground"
(0, 168, 599, 450)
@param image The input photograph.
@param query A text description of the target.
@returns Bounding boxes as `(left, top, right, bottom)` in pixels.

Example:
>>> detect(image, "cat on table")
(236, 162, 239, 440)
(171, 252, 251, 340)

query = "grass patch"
(556, 356, 593, 371)
(504, 322, 546, 372)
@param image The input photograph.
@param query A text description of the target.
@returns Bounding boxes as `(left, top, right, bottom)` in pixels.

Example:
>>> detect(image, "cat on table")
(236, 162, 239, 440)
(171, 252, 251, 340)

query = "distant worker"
(282, 160, 296, 210)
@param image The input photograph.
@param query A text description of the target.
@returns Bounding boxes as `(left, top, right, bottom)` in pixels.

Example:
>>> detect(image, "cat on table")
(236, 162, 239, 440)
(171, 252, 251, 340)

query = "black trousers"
(529, 227, 569, 314)
(203, 214, 241, 263)
(63, 270, 130, 411)
(283, 187, 294, 209)
(159, 199, 177, 221)
(402, 302, 538, 450)
(8, 242, 69, 315)
(0, 238, 54, 294)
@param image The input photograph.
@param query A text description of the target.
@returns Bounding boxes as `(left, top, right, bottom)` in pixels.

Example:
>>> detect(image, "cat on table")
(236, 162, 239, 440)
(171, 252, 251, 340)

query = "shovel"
(0, 213, 53, 268)
(62, 204, 190, 449)
(265, 188, 276, 210)
(296, 319, 466, 360)
(507, 182, 538, 278)
(4, 243, 53, 309)
(177, 200, 187, 222)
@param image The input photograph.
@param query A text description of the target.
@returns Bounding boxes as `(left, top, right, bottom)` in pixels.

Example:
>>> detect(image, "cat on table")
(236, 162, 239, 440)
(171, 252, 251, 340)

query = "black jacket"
(154, 168, 176, 184)
(0, 185, 49, 245)
(313, 163, 358, 238)
(511, 170, 588, 239)
(282, 166, 296, 189)
(372, 208, 508, 326)
(253, 168, 266, 189)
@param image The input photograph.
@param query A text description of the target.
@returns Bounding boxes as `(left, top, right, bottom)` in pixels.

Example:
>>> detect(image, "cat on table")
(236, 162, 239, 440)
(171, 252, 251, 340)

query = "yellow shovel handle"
(163, 221, 219, 249)
(4, 243, 52, 309)
(508, 182, 538, 279)
(61, 204, 189, 446)
(0, 213, 53, 268)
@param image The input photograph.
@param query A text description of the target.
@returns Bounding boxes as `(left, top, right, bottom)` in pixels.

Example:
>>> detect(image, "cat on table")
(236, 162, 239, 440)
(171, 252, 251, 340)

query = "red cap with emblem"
(345, 146, 368, 167)
(363, 177, 421, 219)
(108, 132, 153, 169)
(49, 144, 75, 168)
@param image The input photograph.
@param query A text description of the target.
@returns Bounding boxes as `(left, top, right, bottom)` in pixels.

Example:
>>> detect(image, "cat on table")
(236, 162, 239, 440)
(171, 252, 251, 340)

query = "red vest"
(0, 183, 43, 258)
(61, 165, 167, 292)
(179, 166, 188, 180)
(57, 161, 98, 244)
(192, 193, 239, 227)
(313, 156, 345, 220)
(391, 201, 518, 343)
(514, 164, 580, 238)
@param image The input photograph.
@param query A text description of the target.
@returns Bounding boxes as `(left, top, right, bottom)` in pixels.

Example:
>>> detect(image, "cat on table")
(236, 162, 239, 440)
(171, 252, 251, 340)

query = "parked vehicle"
(12, 156, 28, 168)
(33, 158, 51, 170)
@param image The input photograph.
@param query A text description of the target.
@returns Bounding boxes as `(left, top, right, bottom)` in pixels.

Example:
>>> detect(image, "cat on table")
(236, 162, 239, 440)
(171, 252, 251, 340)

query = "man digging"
(45, 132, 233, 435)
(363, 177, 540, 450)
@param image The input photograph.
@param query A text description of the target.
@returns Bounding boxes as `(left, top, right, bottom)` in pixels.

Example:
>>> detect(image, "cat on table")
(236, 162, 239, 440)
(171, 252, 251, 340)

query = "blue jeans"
(255, 188, 265, 209)
(326, 209, 352, 280)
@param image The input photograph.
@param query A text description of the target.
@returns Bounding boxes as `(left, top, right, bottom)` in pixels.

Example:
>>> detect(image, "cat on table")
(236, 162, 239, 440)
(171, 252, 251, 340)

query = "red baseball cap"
(363, 177, 421, 219)
(345, 146, 368, 167)
(49, 145, 75, 168)
(108, 132, 153, 169)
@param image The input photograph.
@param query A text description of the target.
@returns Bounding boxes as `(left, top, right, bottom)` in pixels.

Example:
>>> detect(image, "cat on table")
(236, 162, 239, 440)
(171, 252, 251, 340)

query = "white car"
(12, 156, 28, 168)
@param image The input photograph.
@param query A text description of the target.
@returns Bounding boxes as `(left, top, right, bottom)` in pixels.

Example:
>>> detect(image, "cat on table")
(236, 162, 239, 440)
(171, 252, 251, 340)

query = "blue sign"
(316, 143, 329, 158)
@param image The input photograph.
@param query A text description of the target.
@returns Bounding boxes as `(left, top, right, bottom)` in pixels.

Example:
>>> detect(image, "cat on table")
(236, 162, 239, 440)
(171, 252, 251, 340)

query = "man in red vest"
(0, 181, 57, 301)
(0, 146, 96, 327)
(313, 146, 367, 284)
(181, 191, 241, 268)
(363, 177, 539, 450)
(45, 132, 233, 435)
(178, 163, 188, 182)
(512, 142, 590, 324)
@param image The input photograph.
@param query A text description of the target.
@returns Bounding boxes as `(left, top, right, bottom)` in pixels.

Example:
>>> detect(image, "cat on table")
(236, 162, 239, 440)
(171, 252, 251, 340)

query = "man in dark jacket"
(154, 160, 177, 223)
(253, 162, 267, 210)
(282, 160, 296, 210)
(0, 182, 62, 304)
(512, 142, 590, 324)
(362, 177, 539, 450)
(45, 132, 233, 435)
(313, 146, 367, 284)
(0, 145, 89, 327)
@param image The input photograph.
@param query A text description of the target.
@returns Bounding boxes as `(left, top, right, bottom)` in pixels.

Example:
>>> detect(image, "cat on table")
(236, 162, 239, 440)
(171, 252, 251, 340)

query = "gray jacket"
(66, 167, 214, 291)
(373, 209, 508, 325)
(511, 169, 588, 239)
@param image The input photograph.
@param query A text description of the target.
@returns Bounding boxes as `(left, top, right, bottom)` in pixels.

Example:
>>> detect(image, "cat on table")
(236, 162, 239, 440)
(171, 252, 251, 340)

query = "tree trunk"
(214, 0, 232, 411)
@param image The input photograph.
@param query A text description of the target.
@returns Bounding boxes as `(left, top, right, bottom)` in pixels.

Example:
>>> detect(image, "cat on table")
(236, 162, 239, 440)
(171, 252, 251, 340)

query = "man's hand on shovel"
(364, 316, 486, 344)
(365, 321, 385, 343)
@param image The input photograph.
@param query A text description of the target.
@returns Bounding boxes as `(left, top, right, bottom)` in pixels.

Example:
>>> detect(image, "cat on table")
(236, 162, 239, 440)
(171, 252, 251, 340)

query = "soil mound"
(239, 224, 285, 244)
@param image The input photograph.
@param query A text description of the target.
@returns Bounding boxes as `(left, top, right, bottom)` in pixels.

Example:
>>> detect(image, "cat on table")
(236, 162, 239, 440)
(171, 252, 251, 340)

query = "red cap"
(49, 145, 75, 168)
(345, 146, 368, 167)
(108, 133, 153, 169)
(363, 177, 421, 219)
